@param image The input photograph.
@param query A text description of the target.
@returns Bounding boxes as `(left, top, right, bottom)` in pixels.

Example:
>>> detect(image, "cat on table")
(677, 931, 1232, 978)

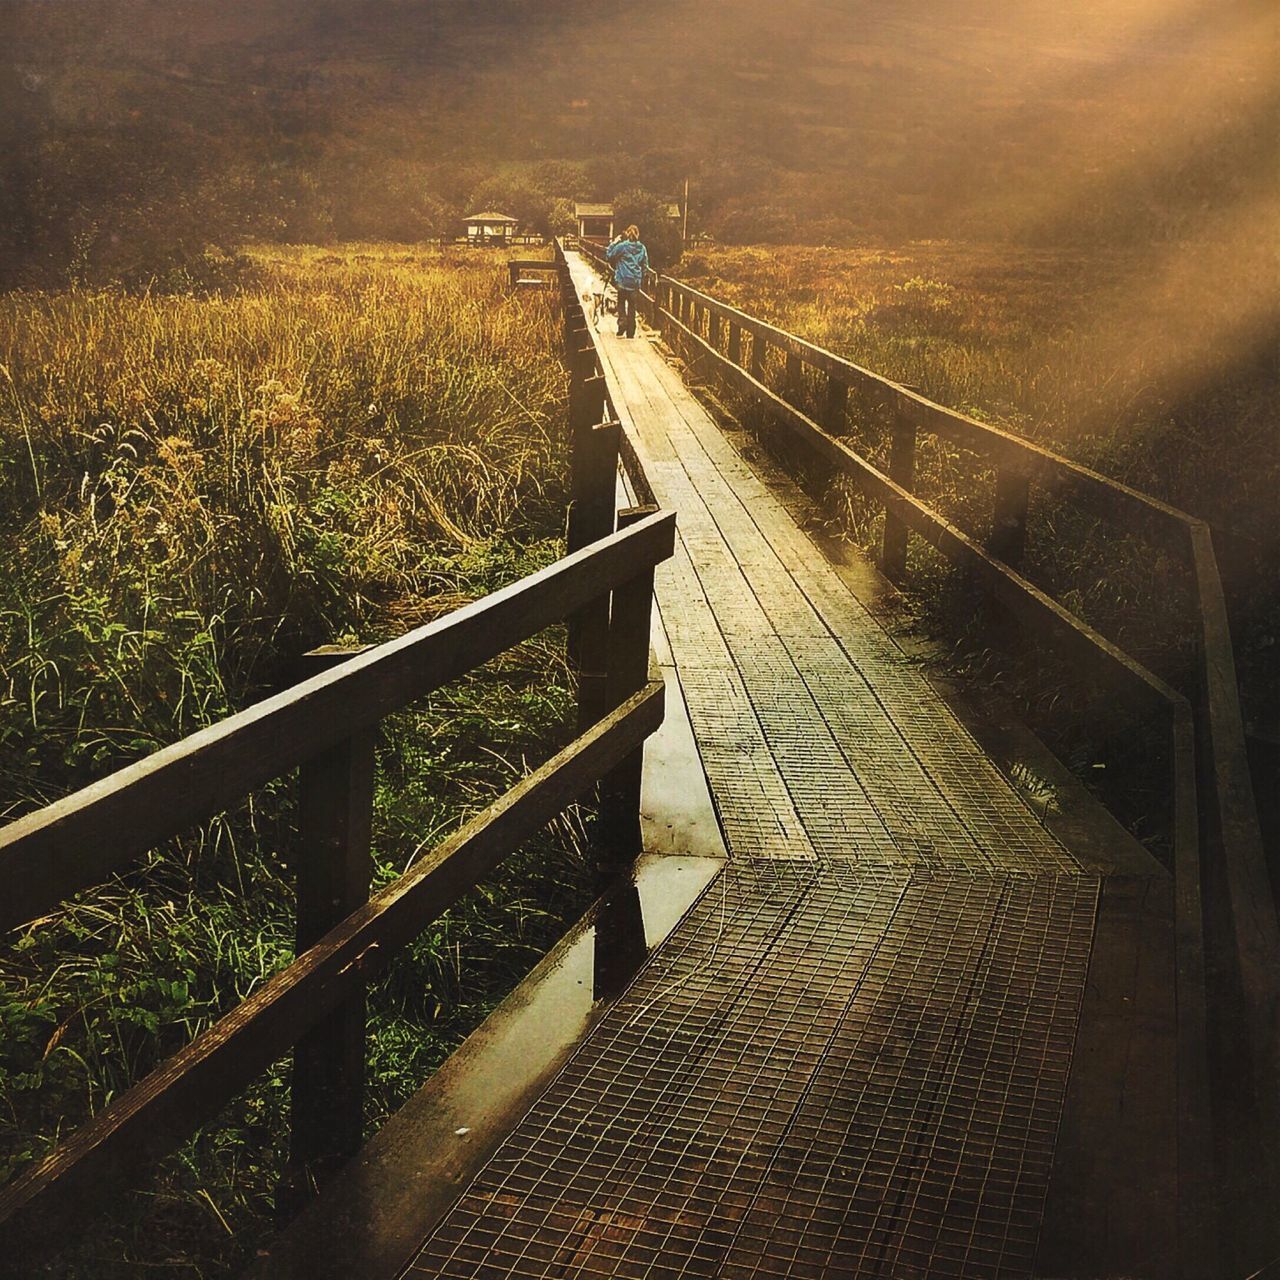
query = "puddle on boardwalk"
(593, 853, 724, 1000)
(439, 853, 726, 1132)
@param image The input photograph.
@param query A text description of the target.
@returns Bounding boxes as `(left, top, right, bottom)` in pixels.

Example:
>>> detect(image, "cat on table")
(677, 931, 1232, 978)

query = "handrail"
(0, 511, 675, 935)
(663, 274, 1192, 545)
(569, 236, 1273, 1271)
(0, 681, 664, 1256)
(0, 319, 677, 1258)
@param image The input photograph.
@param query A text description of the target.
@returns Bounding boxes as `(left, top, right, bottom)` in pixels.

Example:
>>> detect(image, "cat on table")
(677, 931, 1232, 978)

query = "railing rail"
(0, 273, 676, 1257)
(572, 235, 1274, 1270)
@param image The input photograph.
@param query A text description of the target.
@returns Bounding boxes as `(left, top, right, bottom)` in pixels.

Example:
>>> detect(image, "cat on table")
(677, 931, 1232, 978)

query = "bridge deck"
(284, 256, 1179, 1279)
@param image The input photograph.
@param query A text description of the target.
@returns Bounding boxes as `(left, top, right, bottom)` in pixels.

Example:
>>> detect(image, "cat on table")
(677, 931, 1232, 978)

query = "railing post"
(824, 374, 848, 435)
(785, 351, 803, 405)
(881, 407, 917, 582)
(571, 420, 621, 733)
(564, 310, 621, 730)
(597, 505, 659, 872)
(988, 467, 1031, 569)
(709, 309, 722, 351)
(282, 644, 376, 1210)
(728, 321, 742, 367)
(566, 339, 602, 448)
(750, 331, 766, 382)
(591, 505, 659, 1002)
(559, 263, 583, 351)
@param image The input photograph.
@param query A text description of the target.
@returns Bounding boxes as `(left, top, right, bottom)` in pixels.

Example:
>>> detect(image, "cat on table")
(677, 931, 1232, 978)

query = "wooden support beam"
(728, 322, 742, 368)
(750, 331, 766, 382)
(708, 310, 722, 351)
(824, 374, 848, 435)
(597, 506, 659, 871)
(785, 351, 803, 404)
(881, 412, 916, 582)
(284, 646, 377, 1208)
(988, 468, 1031, 569)
(567, 363, 604, 439)
(569, 417, 622, 731)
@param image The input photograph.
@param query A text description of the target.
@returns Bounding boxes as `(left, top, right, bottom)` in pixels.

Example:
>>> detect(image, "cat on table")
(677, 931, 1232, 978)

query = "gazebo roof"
(464, 211, 519, 224)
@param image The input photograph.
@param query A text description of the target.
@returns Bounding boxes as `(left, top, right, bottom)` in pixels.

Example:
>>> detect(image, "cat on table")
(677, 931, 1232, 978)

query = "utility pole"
(683, 177, 689, 243)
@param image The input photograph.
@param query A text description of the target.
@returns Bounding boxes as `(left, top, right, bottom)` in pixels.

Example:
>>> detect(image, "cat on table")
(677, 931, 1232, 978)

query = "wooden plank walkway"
(383, 256, 1180, 1278)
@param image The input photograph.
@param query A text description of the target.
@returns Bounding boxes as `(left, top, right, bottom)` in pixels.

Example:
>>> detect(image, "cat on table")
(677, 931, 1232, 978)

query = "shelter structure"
(462, 211, 518, 244)
(574, 201, 682, 243)
(574, 203, 615, 242)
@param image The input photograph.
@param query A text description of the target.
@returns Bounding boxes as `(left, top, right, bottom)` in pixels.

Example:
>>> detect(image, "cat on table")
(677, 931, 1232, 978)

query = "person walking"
(605, 225, 648, 339)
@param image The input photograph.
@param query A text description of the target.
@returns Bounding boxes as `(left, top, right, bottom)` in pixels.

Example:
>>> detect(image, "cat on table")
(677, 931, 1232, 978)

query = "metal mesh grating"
(418, 256, 1109, 1280)
(401, 863, 1098, 1279)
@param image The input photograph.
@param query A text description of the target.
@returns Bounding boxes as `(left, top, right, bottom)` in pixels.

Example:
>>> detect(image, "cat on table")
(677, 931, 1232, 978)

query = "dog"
(583, 278, 614, 330)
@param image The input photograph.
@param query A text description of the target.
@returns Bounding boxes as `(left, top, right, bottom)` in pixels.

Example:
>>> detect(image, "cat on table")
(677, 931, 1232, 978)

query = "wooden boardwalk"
(373, 255, 1183, 1278)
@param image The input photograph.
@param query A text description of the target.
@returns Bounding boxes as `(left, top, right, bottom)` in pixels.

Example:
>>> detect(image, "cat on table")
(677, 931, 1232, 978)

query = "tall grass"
(682, 242, 1274, 665)
(0, 244, 589, 1275)
(680, 241, 1275, 843)
(681, 242, 1274, 533)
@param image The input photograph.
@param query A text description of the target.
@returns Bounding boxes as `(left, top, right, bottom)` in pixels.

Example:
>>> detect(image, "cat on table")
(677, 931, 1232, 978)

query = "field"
(680, 242, 1274, 533)
(0, 244, 586, 1276)
(679, 242, 1276, 696)
(672, 242, 1276, 851)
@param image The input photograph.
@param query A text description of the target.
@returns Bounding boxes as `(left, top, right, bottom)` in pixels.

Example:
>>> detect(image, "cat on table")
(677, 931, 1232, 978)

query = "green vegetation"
(0, 244, 590, 1276)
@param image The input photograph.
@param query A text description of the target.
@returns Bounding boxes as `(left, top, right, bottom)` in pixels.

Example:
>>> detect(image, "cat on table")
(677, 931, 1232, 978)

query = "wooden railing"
(507, 258, 558, 289)
(0, 295, 675, 1257)
(552, 240, 660, 735)
(574, 235, 1276, 1269)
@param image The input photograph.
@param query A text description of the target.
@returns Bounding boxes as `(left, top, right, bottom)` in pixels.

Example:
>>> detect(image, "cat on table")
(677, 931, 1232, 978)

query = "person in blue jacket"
(605, 225, 648, 339)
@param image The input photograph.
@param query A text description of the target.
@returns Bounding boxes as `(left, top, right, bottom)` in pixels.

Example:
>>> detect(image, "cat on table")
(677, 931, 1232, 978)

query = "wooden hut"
(574, 201, 683, 244)
(573, 203, 615, 243)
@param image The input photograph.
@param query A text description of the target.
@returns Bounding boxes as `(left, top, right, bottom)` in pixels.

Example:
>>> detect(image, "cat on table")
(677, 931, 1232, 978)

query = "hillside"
(3, 0, 1275, 284)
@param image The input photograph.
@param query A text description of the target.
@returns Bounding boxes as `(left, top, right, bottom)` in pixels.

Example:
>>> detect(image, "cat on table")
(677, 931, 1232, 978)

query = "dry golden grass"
(0, 243, 588, 1278)
(0, 242, 567, 802)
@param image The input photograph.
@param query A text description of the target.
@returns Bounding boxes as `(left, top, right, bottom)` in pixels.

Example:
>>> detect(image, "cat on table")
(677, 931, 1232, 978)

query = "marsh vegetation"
(0, 244, 587, 1276)
(677, 242, 1276, 846)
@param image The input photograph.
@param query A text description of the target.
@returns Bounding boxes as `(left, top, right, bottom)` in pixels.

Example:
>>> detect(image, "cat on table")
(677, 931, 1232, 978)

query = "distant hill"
(3, 0, 1274, 284)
